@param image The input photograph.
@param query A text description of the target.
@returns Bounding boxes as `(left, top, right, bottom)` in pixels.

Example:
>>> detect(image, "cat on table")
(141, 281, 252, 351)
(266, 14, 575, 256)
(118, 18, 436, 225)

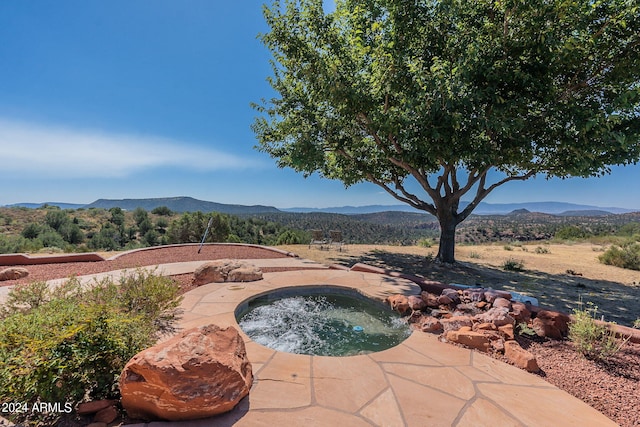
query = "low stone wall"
(0, 253, 106, 266)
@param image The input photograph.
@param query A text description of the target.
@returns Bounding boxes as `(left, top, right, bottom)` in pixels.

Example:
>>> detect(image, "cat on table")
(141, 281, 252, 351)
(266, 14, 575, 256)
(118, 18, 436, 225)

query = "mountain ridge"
(4, 197, 637, 215)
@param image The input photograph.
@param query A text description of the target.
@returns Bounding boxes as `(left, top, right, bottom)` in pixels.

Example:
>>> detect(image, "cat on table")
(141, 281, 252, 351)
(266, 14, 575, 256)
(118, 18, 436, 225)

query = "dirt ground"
(278, 242, 640, 327)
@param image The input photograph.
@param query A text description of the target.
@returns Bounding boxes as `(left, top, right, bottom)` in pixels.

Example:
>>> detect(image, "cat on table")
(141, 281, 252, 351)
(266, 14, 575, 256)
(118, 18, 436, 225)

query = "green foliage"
(503, 245, 513, 251)
(534, 246, 550, 254)
(109, 207, 125, 226)
(133, 207, 149, 227)
(0, 271, 182, 425)
(555, 225, 589, 240)
(0, 234, 43, 253)
(21, 222, 42, 239)
(502, 258, 525, 272)
(44, 209, 69, 231)
(275, 229, 308, 244)
(569, 301, 634, 361)
(516, 322, 537, 338)
(88, 223, 121, 251)
(617, 222, 640, 237)
(598, 243, 640, 270)
(469, 251, 481, 259)
(151, 206, 173, 216)
(254, 0, 640, 263)
(418, 238, 433, 248)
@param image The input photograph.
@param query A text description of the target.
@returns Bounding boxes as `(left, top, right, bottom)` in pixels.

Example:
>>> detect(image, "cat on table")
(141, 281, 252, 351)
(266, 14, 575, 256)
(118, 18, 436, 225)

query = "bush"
(569, 301, 633, 360)
(418, 238, 433, 248)
(555, 225, 589, 240)
(275, 229, 307, 245)
(598, 243, 640, 270)
(502, 258, 525, 272)
(534, 246, 550, 254)
(0, 270, 182, 426)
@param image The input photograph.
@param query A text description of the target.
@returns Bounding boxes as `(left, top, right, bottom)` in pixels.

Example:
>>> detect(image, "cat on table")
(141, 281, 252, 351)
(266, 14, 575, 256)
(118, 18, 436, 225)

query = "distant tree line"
(0, 205, 638, 255)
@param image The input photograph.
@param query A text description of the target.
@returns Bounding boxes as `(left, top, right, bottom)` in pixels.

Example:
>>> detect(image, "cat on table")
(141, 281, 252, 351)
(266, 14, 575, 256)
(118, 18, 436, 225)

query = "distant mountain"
(83, 196, 281, 214)
(5, 202, 86, 210)
(5, 197, 637, 216)
(283, 204, 422, 214)
(557, 210, 613, 217)
(284, 201, 637, 215)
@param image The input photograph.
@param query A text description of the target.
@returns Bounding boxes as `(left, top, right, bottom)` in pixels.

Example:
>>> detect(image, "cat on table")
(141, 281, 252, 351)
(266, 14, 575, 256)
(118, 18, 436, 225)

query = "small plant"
(424, 252, 435, 262)
(469, 251, 481, 259)
(502, 258, 525, 272)
(569, 300, 636, 361)
(418, 238, 433, 248)
(516, 322, 537, 338)
(534, 246, 550, 254)
(503, 244, 513, 251)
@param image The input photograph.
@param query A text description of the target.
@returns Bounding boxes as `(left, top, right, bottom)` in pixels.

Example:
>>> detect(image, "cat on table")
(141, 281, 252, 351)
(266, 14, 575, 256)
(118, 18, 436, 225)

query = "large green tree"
(253, 0, 640, 262)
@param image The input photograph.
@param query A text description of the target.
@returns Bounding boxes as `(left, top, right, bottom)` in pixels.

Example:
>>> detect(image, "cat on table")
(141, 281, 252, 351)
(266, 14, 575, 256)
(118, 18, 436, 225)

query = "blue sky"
(0, 1, 638, 210)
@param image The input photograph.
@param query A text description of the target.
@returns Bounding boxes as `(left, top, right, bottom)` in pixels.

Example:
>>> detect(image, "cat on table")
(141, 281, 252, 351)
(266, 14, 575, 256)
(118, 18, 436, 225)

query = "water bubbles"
(238, 293, 410, 357)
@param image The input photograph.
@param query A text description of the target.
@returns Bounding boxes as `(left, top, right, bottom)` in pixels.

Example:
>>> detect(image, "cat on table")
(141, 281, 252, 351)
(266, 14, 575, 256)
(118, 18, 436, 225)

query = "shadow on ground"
(327, 249, 640, 327)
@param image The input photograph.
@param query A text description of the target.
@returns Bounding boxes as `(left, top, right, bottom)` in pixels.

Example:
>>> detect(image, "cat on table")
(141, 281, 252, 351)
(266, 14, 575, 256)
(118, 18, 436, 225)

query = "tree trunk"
(437, 214, 457, 263)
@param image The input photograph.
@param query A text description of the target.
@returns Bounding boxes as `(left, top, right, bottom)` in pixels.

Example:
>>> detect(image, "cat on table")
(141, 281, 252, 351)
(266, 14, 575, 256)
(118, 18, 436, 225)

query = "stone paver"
(0, 253, 618, 426)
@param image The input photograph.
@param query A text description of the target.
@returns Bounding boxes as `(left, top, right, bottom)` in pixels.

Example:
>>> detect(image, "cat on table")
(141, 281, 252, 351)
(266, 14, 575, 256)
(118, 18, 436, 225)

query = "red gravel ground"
(1, 244, 638, 426)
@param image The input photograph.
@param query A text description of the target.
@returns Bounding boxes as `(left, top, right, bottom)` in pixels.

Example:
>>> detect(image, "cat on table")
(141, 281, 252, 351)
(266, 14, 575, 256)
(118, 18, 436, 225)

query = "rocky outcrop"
(398, 286, 550, 371)
(193, 259, 262, 285)
(120, 324, 253, 421)
(0, 267, 29, 281)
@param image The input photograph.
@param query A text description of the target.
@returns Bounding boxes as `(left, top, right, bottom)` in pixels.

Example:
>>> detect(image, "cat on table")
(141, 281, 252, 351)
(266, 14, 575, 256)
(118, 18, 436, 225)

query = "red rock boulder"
(193, 259, 262, 285)
(0, 267, 29, 281)
(385, 294, 411, 315)
(504, 340, 540, 372)
(445, 330, 491, 352)
(120, 324, 253, 421)
(532, 310, 571, 339)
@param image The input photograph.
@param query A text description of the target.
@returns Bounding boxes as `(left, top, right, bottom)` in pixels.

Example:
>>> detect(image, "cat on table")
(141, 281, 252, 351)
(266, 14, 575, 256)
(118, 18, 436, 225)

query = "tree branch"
(458, 170, 536, 221)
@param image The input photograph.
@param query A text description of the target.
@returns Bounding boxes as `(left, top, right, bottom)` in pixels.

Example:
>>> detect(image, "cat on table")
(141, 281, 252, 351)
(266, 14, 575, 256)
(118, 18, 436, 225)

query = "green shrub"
(469, 251, 481, 259)
(0, 270, 182, 426)
(503, 244, 513, 251)
(555, 225, 589, 240)
(598, 243, 640, 270)
(418, 238, 433, 248)
(534, 246, 550, 254)
(502, 258, 525, 272)
(569, 301, 633, 360)
(275, 229, 307, 245)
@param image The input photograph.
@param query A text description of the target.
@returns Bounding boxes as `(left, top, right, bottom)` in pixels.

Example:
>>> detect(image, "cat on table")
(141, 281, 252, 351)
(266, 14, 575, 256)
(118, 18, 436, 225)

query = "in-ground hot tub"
(235, 286, 411, 357)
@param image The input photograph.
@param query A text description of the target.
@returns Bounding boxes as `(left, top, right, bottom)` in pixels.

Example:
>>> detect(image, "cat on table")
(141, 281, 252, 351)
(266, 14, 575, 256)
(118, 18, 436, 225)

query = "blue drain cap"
(353, 326, 364, 332)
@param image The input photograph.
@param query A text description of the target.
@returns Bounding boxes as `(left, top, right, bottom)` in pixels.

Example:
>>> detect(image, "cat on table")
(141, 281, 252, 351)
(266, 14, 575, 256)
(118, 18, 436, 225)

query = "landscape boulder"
(510, 302, 532, 323)
(504, 340, 540, 373)
(474, 307, 515, 327)
(440, 316, 473, 333)
(419, 316, 443, 333)
(407, 295, 426, 311)
(420, 291, 440, 308)
(0, 267, 29, 281)
(532, 310, 571, 339)
(119, 324, 253, 421)
(193, 259, 262, 285)
(385, 294, 411, 315)
(445, 329, 491, 352)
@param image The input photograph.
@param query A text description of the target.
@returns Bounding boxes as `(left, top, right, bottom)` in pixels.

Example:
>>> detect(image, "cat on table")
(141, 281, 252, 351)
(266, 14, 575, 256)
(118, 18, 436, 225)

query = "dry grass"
(278, 242, 640, 327)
